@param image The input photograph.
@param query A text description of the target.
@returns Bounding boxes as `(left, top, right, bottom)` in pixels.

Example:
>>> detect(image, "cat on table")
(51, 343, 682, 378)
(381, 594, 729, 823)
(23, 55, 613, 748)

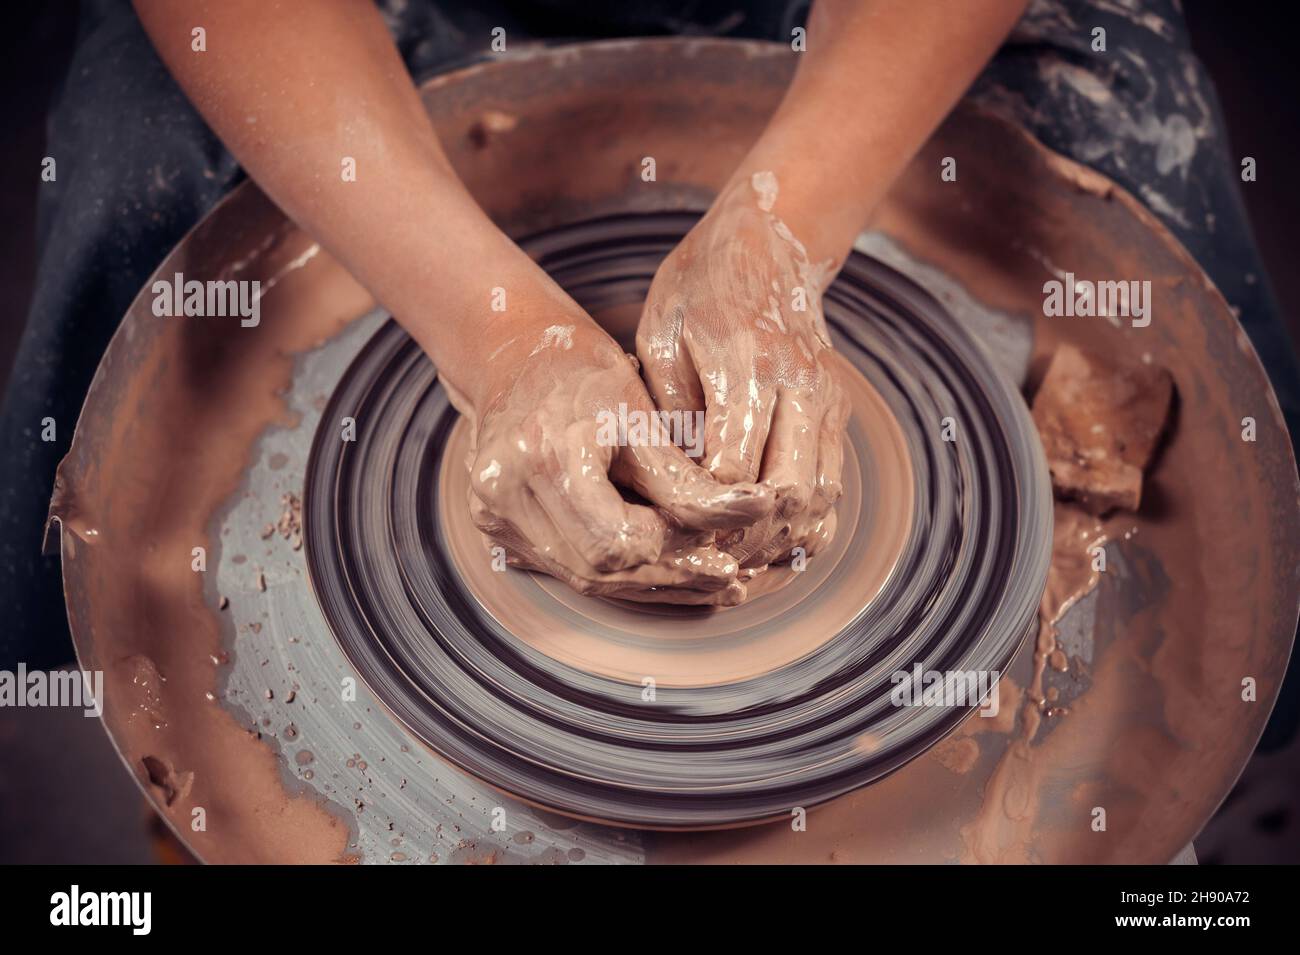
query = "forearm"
(133, 0, 580, 410)
(728, 0, 1028, 267)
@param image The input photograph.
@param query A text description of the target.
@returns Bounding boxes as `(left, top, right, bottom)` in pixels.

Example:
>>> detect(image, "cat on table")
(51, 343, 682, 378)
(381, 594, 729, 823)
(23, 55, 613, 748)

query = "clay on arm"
(134, 0, 776, 597)
(633, 0, 1028, 570)
(132, 0, 568, 412)
(735, 0, 1030, 268)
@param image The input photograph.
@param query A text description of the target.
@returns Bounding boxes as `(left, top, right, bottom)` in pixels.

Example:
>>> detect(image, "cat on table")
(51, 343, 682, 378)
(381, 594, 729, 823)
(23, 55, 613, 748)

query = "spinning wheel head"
(303, 213, 1052, 829)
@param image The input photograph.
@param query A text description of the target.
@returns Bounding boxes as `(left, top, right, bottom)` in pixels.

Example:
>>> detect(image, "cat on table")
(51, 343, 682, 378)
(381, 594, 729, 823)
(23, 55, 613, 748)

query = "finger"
(814, 387, 850, 508)
(613, 437, 775, 531)
(585, 535, 744, 601)
(636, 296, 706, 415)
(799, 508, 838, 561)
(702, 376, 777, 484)
(590, 543, 739, 592)
(605, 579, 748, 607)
(473, 484, 745, 599)
(760, 389, 821, 519)
(482, 495, 676, 589)
(526, 431, 667, 573)
(468, 488, 551, 571)
(548, 539, 743, 599)
(722, 516, 794, 570)
(715, 514, 775, 568)
(742, 392, 849, 569)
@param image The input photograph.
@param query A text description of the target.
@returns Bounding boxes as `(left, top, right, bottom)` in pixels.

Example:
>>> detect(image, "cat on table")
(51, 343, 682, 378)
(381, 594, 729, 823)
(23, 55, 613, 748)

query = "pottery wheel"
(50, 41, 1296, 863)
(303, 212, 1052, 828)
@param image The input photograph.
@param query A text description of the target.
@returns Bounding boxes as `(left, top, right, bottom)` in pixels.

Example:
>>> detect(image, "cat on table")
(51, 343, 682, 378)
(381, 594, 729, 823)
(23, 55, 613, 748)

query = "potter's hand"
(455, 316, 774, 603)
(137, 0, 1024, 587)
(636, 174, 850, 569)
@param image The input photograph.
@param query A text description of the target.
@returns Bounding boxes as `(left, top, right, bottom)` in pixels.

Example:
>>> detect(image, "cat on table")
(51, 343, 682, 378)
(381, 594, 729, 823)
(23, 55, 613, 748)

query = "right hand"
(635, 174, 850, 572)
(448, 316, 775, 604)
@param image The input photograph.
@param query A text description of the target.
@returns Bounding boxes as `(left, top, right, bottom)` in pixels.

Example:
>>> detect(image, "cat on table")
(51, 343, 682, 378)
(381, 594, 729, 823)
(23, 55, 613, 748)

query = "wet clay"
(51, 206, 369, 863)
(1032, 343, 1173, 514)
(453, 318, 777, 607)
(456, 166, 852, 608)
(440, 345, 911, 686)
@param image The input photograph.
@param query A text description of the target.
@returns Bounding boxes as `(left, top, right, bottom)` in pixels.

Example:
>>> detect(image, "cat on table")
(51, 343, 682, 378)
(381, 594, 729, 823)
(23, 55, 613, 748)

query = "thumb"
(613, 429, 774, 530)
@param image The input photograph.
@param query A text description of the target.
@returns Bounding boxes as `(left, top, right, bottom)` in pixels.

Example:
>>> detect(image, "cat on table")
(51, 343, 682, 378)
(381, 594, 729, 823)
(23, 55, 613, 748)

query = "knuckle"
(583, 527, 653, 573)
(571, 576, 601, 597)
(582, 538, 624, 573)
(774, 480, 813, 518)
(818, 472, 845, 504)
(710, 452, 758, 484)
(467, 489, 499, 526)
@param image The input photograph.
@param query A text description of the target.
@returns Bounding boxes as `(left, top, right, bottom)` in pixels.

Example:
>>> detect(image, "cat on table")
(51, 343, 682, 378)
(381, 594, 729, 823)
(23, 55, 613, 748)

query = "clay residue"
(750, 170, 779, 212)
(274, 491, 304, 551)
(1040, 149, 1114, 200)
(932, 737, 980, 775)
(958, 501, 1107, 863)
(651, 103, 1293, 864)
(141, 754, 195, 807)
(1032, 343, 1173, 514)
(467, 109, 519, 149)
(53, 203, 372, 863)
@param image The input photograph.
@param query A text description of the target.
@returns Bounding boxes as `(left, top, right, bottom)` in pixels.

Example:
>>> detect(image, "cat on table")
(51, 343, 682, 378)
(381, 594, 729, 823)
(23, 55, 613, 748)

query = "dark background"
(0, 1, 1295, 864)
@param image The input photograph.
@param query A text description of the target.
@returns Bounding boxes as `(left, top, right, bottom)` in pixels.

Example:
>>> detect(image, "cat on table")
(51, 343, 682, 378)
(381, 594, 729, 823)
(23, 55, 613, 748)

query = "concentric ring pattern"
(304, 212, 1052, 828)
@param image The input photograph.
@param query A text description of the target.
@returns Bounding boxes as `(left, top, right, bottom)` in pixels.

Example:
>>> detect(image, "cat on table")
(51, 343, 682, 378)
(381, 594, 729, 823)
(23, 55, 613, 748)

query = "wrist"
(400, 258, 604, 415)
(713, 152, 862, 277)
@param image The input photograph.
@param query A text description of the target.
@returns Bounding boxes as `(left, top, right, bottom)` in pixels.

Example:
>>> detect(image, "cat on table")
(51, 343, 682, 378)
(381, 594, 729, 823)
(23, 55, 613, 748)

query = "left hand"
(635, 172, 851, 570)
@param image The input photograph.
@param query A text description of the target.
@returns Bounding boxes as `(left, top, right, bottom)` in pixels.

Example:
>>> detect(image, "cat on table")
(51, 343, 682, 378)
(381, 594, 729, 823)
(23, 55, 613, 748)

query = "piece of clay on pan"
(1031, 343, 1174, 514)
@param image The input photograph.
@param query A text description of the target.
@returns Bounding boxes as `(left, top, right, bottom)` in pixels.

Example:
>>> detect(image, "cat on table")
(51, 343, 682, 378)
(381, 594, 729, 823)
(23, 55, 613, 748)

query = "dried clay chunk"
(1031, 343, 1173, 515)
